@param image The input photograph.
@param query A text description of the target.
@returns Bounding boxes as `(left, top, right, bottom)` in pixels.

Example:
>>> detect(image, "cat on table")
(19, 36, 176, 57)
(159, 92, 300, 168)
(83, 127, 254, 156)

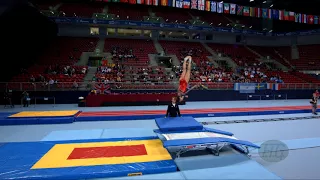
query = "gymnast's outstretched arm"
(182, 84, 200, 95)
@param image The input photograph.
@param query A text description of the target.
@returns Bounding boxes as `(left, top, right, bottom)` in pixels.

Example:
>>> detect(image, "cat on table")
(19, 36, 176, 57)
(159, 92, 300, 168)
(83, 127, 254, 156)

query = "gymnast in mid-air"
(177, 56, 207, 102)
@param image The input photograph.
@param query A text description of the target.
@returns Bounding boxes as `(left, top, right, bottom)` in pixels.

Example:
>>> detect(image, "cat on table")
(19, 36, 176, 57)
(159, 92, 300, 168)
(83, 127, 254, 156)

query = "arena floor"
(0, 99, 319, 179)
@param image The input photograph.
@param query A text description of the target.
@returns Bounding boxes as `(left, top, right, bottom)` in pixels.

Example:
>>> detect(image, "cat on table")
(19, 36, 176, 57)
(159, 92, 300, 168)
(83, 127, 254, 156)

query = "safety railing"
(0, 82, 319, 91)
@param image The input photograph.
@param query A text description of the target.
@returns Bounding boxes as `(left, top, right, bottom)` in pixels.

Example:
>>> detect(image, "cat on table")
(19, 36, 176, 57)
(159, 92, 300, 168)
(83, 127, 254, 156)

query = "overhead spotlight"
(250, 0, 254, 2)
(184, 21, 187, 23)
(157, 18, 159, 20)
(126, 16, 129, 19)
(249, 26, 252, 28)
(242, 25, 245, 28)
(220, 1, 223, 3)
(218, 23, 222, 26)
(166, 19, 168, 21)
(202, 22, 204, 24)
(147, 18, 150, 20)
(269, 30, 273, 32)
(263, 1, 266, 3)
(270, 4, 273, 7)
(175, 20, 178, 22)
(210, 23, 213, 25)
(227, 23, 230, 26)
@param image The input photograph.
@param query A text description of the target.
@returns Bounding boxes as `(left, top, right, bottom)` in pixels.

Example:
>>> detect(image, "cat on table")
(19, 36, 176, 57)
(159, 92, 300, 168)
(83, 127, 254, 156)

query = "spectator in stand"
(73, 81, 78, 90)
(30, 75, 35, 83)
(82, 67, 87, 74)
(48, 78, 54, 88)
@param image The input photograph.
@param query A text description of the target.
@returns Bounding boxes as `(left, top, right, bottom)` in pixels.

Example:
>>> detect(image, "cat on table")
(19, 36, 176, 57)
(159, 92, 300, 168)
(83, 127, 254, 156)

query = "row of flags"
(100, 0, 319, 25)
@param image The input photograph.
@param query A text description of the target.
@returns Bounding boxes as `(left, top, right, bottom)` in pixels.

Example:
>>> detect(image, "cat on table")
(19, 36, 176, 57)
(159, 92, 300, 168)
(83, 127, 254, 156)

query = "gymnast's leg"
(179, 57, 188, 81)
(184, 56, 192, 83)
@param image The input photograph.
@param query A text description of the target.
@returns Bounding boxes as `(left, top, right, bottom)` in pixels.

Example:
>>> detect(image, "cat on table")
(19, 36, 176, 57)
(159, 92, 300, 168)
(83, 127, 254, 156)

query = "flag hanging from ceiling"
(223, 3, 230, 13)
(120, 0, 128, 3)
(183, 0, 190, 8)
(230, 4, 236, 14)
(217, 2, 223, 13)
(137, 0, 144, 4)
(302, 14, 307, 23)
(262, 8, 267, 18)
(294, 13, 300, 23)
(308, 15, 314, 24)
(299, 14, 303, 23)
(279, 10, 284, 20)
(175, 0, 182, 8)
(284, 11, 289, 20)
(272, 9, 279, 19)
(249, 7, 255, 17)
(211, 1, 216, 12)
(255, 7, 261, 18)
(168, 0, 173, 7)
(197, 0, 204, 10)
(243, 6, 249, 16)
(153, 0, 158, 5)
(237, 5, 243, 15)
(314, 16, 319, 24)
(129, 0, 137, 4)
(145, 0, 152, 5)
(191, 0, 197, 9)
(289, 12, 295, 21)
(160, 0, 168, 6)
(205, 1, 210, 11)
(268, 9, 272, 19)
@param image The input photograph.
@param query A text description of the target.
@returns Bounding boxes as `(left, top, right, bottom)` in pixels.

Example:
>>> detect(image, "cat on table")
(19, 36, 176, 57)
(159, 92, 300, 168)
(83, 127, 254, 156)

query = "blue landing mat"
(0, 137, 176, 180)
(155, 117, 203, 132)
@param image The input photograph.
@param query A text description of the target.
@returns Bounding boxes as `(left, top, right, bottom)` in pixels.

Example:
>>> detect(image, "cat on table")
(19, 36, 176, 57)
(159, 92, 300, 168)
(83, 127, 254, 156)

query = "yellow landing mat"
(9, 110, 79, 118)
(32, 139, 172, 169)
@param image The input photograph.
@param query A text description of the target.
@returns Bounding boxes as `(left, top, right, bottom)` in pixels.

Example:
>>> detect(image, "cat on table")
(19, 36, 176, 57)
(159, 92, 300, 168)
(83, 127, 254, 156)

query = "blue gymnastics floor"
(0, 100, 320, 179)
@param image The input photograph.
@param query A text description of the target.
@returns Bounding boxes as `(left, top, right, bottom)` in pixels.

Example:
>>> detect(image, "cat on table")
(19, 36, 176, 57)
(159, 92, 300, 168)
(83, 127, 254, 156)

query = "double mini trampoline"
(154, 116, 260, 158)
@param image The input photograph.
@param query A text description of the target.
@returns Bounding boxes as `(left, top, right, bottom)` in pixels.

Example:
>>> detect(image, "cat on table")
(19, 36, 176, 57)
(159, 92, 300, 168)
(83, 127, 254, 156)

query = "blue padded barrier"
(248, 109, 310, 116)
(154, 128, 234, 137)
(203, 127, 234, 136)
(0, 137, 177, 180)
(154, 129, 210, 134)
(0, 117, 74, 125)
(163, 137, 260, 149)
(155, 117, 203, 132)
(75, 109, 318, 122)
(38, 117, 74, 124)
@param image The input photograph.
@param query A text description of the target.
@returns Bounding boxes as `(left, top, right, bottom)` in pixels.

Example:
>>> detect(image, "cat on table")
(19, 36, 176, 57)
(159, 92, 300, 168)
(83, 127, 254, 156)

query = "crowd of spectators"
(94, 63, 124, 83)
